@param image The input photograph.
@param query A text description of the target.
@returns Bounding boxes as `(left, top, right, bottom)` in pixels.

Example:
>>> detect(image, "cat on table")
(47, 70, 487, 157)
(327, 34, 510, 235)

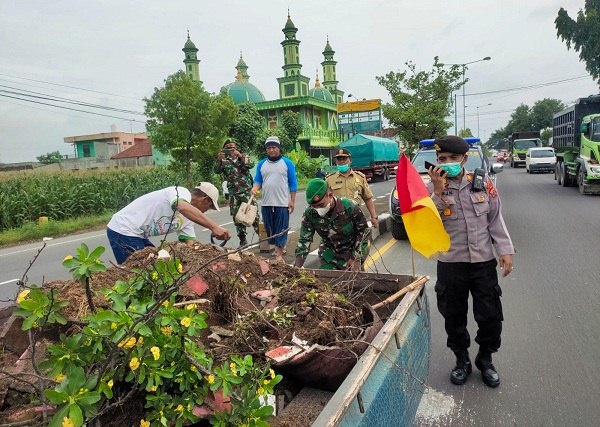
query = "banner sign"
(337, 99, 382, 134)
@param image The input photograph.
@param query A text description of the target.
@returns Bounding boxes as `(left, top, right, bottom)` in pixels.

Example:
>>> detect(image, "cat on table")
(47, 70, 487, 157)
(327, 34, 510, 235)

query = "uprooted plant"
(13, 243, 282, 427)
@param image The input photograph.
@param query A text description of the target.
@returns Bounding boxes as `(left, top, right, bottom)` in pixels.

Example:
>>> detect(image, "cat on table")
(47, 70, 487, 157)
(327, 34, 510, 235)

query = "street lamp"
(465, 103, 492, 138)
(444, 57, 491, 134)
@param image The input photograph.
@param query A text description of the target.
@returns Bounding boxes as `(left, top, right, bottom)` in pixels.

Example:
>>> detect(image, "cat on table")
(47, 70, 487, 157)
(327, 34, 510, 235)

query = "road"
(2, 167, 600, 425)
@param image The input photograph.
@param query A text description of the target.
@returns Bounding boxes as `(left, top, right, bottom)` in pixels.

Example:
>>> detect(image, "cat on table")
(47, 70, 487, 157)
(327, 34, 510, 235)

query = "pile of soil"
(0, 242, 386, 425)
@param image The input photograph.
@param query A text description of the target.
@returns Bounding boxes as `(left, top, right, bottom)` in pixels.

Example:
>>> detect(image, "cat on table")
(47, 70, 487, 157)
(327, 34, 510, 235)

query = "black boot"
(450, 350, 472, 385)
(238, 236, 247, 248)
(475, 350, 500, 388)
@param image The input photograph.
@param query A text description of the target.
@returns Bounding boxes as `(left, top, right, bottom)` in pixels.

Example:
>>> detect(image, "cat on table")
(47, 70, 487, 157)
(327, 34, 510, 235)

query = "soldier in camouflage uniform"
(294, 179, 371, 271)
(215, 138, 259, 247)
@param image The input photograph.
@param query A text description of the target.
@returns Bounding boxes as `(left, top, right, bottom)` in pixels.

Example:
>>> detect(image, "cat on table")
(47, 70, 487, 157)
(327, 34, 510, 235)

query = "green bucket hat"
(306, 178, 328, 204)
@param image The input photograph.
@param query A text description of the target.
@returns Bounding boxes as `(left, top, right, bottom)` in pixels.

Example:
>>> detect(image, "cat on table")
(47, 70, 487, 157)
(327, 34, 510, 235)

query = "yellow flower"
(119, 336, 137, 349)
(190, 365, 196, 372)
(205, 374, 215, 384)
(129, 357, 140, 371)
(180, 317, 192, 328)
(63, 255, 73, 262)
(16, 289, 30, 304)
(176, 404, 184, 412)
(177, 262, 183, 273)
(162, 300, 169, 307)
(149, 385, 158, 392)
(161, 326, 172, 336)
(263, 379, 269, 385)
(137, 336, 143, 346)
(230, 362, 237, 376)
(107, 379, 114, 389)
(257, 387, 265, 395)
(140, 420, 150, 427)
(62, 417, 75, 427)
(151, 271, 159, 281)
(110, 322, 117, 330)
(185, 303, 197, 311)
(269, 368, 276, 379)
(55, 373, 66, 382)
(150, 346, 160, 361)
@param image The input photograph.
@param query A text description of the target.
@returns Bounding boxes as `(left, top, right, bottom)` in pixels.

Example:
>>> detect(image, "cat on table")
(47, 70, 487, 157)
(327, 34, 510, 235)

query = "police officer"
(294, 179, 371, 271)
(427, 135, 514, 388)
(326, 148, 379, 228)
(215, 138, 259, 247)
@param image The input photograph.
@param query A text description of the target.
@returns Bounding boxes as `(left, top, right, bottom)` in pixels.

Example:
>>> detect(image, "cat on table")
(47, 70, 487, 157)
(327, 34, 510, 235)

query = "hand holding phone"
(424, 160, 447, 176)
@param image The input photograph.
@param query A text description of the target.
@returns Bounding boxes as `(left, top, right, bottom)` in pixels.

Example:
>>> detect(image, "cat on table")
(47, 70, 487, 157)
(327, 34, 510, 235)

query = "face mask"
(439, 162, 463, 178)
(336, 164, 350, 173)
(314, 202, 331, 217)
(268, 154, 282, 161)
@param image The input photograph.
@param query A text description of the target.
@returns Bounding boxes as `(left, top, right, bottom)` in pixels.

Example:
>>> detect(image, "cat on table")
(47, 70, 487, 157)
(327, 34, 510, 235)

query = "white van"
(525, 147, 556, 174)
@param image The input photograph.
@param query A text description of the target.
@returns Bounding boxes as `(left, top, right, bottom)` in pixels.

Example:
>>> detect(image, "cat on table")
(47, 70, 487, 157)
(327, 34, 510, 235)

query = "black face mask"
(268, 154, 282, 161)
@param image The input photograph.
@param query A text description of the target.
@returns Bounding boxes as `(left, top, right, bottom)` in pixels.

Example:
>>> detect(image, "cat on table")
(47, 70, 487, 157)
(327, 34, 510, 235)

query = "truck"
(552, 95, 600, 195)
(509, 131, 541, 168)
(339, 134, 400, 181)
(273, 270, 431, 427)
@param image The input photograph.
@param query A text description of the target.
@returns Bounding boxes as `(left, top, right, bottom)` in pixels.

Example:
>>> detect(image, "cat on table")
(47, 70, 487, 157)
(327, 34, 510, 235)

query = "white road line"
(0, 279, 19, 286)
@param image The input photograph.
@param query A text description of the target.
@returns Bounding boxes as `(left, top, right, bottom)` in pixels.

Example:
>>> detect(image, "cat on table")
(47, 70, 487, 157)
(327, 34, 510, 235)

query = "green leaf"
(69, 403, 84, 426)
(135, 323, 152, 336)
(89, 245, 105, 259)
(44, 389, 68, 404)
(21, 316, 38, 330)
(49, 405, 70, 427)
(77, 392, 101, 406)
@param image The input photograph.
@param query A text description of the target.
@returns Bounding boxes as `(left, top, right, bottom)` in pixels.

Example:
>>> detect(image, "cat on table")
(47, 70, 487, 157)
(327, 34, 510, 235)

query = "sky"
(1, 0, 598, 163)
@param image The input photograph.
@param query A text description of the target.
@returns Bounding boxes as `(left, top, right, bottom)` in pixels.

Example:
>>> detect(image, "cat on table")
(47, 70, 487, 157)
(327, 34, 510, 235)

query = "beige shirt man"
(326, 148, 378, 227)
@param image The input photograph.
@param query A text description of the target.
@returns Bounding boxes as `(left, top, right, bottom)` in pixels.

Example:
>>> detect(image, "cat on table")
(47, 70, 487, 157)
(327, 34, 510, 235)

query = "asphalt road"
(2, 168, 599, 426)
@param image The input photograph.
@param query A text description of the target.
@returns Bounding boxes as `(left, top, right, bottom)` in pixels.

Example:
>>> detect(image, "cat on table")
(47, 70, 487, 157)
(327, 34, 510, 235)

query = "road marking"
(364, 237, 396, 269)
(0, 279, 19, 286)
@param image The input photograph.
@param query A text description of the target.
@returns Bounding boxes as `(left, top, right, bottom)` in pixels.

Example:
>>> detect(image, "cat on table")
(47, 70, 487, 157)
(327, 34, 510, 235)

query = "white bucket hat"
(195, 182, 221, 211)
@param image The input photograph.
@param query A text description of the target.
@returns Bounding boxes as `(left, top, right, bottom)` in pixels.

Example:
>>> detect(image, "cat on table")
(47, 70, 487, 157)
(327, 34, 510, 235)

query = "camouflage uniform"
(215, 152, 259, 242)
(295, 197, 371, 270)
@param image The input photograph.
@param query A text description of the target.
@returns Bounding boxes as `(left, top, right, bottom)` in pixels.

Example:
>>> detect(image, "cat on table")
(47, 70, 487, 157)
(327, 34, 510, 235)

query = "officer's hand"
(231, 149, 241, 159)
(499, 254, 513, 277)
(218, 151, 225, 161)
(211, 226, 231, 241)
(427, 167, 446, 196)
(370, 216, 379, 228)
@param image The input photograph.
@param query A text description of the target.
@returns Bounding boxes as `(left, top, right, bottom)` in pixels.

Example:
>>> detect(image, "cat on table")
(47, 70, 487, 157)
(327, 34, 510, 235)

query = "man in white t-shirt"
(107, 182, 230, 264)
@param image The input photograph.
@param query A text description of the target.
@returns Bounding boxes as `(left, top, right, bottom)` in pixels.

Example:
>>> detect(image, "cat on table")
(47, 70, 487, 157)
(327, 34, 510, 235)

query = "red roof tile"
(111, 140, 152, 159)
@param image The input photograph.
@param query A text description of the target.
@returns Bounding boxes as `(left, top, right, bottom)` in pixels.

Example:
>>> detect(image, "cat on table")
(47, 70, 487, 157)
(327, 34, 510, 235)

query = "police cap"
(334, 148, 351, 158)
(434, 136, 469, 154)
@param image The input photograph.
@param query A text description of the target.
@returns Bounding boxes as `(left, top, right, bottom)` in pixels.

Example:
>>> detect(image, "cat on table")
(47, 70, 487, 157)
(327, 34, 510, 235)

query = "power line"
(0, 93, 146, 123)
(466, 75, 590, 97)
(0, 85, 145, 115)
(0, 73, 144, 102)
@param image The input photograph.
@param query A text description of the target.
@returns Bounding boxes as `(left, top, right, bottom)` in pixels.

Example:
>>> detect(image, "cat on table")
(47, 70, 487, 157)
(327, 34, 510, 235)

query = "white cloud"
(0, 0, 597, 162)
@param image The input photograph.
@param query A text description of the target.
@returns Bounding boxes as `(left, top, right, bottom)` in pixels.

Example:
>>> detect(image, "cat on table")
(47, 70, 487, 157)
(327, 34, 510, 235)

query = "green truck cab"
(509, 131, 541, 168)
(552, 95, 600, 195)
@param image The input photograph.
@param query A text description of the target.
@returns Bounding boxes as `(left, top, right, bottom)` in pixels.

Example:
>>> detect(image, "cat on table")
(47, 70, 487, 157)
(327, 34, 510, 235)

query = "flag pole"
(411, 247, 416, 278)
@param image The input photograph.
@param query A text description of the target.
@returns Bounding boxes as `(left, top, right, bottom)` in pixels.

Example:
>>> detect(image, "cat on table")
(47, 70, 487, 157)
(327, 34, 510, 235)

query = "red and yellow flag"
(396, 154, 450, 258)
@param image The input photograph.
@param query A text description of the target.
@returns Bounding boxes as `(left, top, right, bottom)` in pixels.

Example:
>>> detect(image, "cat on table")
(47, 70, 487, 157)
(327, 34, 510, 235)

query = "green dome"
(309, 86, 334, 103)
(183, 35, 197, 51)
(221, 81, 266, 104)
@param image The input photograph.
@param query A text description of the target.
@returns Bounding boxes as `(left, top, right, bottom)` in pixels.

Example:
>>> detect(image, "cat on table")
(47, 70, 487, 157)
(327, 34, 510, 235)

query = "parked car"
(525, 147, 556, 174)
(389, 138, 503, 240)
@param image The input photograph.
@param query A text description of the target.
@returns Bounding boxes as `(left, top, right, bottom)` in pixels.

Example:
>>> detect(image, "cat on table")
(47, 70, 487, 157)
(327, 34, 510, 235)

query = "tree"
(458, 128, 473, 138)
(555, 1, 600, 84)
(36, 151, 62, 164)
(505, 104, 532, 135)
(487, 128, 510, 150)
(145, 71, 237, 187)
(540, 128, 553, 146)
(529, 98, 566, 131)
(277, 110, 303, 153)
(376, 57, 464, 154)
(228, 102, 265, 156)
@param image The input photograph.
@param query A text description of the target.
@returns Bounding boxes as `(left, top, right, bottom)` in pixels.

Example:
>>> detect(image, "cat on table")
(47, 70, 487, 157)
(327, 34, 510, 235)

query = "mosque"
(182, 13, 343, 158)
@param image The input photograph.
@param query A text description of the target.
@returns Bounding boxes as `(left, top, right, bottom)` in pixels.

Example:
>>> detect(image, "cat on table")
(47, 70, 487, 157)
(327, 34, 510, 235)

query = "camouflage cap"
(434, 135, 469, 154)
(306, 178, 329, 204)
